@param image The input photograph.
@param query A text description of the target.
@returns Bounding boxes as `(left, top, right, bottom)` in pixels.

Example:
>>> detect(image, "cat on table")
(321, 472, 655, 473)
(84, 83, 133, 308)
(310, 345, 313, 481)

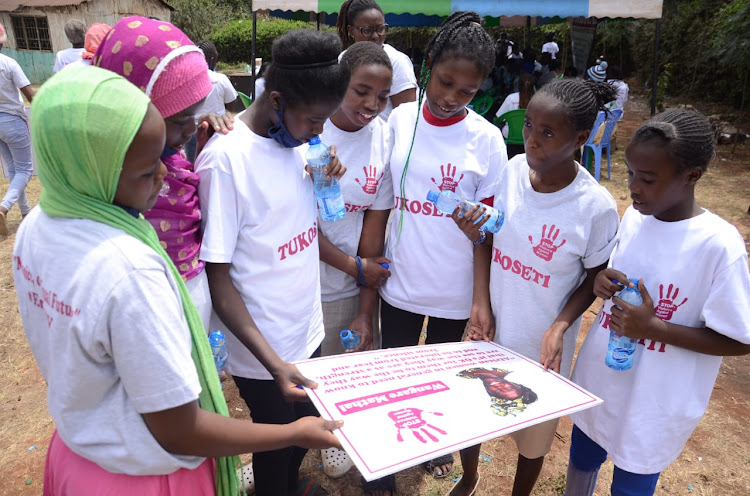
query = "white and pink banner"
(296, 341, 602, 481)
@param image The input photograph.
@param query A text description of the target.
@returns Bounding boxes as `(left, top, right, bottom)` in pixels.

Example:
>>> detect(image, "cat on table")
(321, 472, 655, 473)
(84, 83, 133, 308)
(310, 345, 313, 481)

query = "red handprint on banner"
(354, 165, 384, 194)
(654, 283, 688, 321)
(528, 224, 567, 261)
(388, 408, 447, 443)
(431, 164, 464, 192)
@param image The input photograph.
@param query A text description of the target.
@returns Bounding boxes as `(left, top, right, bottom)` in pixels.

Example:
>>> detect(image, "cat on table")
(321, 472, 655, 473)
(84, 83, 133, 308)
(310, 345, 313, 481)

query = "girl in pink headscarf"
(94, 16, 232, 330)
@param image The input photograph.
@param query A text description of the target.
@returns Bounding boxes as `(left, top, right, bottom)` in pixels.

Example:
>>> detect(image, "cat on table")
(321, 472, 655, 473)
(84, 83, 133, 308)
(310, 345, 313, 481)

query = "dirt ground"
(0, 88, 748, 495)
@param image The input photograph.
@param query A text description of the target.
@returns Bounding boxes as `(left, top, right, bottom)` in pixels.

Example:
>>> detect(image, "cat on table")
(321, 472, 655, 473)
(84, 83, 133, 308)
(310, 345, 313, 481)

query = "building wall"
(1, 0, 171, 83)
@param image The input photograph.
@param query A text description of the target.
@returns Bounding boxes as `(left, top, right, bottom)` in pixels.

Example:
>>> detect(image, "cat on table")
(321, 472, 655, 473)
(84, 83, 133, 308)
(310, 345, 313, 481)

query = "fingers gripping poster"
(295, 341, 602, 481)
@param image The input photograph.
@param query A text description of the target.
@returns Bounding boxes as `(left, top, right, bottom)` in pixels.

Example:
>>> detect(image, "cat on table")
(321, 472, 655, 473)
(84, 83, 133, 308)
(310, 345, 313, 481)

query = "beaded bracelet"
(473, 229, 487, 245)
(354, 255, 367, 287)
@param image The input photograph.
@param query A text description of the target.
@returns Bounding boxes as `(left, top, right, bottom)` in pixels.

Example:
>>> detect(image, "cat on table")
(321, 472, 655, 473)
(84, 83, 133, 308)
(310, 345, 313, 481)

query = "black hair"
(336, 0, 384, 48)
(607, 64, 622, 80)
(396, 12, 495, 238)
(264, 29, 351, 108)
(536, 78, 618, 132)
(197, 40, 218, 70)
(548, 58, 560, 71)
(630, 109, 715, 173)
(340, 40, 392, 74)
(257, 62, 271, 78)
(545, 32, 555, 42)
(564, 65, 578, 78)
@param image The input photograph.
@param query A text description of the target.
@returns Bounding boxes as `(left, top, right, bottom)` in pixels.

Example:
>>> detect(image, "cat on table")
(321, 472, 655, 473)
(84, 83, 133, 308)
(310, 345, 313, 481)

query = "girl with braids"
(196, 29, 350, 496)
(16, 66, 342, 496)
(336, 0, 416, 121)
(377, 11, 505, 487)
(455, 78, 620, 496)
(566, 109, 750, 496)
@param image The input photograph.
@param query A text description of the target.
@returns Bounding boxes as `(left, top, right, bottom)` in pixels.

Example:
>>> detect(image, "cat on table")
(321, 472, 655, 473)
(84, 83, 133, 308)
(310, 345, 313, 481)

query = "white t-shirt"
(254, 77, 265, 98)
(318, 118, 393, 302)
(65, 59, 92, 69)
(542, 41, 560, 59)
(495, 92, 520, 138)
(197, 117, 324, 380)
(380, 43, 417, 122)
(0, 54, 30, 121)
(607, 79, 629, 111)
(571, 207, 750, 474)
(14, 209, 203, 475)
(490, 155, 619, 377)
(197, 70, 238, 117)
(53, 47, 85, 72)
(381, 101, 506, 319)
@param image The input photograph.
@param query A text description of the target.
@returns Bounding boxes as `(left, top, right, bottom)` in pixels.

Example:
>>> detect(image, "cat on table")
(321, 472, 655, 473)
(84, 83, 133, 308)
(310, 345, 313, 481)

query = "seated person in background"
(606, 64, 629, 111)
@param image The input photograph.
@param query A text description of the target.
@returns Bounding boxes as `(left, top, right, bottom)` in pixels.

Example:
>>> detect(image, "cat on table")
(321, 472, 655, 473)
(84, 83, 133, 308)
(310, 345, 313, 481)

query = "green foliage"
(595, 19, 640, 73)
(170, 0, 252, 42)
(211, 18, 323, 64)
(657, 62, 673, 111)
(711, 0, 750, 74)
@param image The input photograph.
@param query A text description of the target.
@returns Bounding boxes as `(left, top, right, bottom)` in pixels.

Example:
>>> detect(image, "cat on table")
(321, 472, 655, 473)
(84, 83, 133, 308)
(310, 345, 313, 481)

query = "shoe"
(0, 211, 8, 236)
(322, 447, 353, 479)
(445, 474, 480, 496)
(237, 463, 255, 493)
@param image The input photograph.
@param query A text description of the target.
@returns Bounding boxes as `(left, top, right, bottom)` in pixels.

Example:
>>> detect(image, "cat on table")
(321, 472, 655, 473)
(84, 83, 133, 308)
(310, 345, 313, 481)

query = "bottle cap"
(308, 135, 321, 145)
(208, 330, 225, 346)
(628, 278, 640, 286)
(426, 190, 439, 203)
(340, 329, 353, 339)
(380, 262, 390, 270)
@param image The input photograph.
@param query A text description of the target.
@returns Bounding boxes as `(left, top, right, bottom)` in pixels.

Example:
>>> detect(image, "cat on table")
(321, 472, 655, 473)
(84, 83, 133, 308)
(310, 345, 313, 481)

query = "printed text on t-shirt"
(492, 247, 551, 288)
(278, 222, 318, 260)
(354, 165, 384, 195)
(14, 255, 81, 328)
(431, 164, 464, 192)
(394, 196, 447, 218)
(529, 224, 567, 262)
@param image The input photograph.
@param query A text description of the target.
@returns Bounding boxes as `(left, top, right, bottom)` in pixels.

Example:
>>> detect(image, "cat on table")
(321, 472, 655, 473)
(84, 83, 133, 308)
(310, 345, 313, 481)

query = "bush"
(211, 18, 328, 64)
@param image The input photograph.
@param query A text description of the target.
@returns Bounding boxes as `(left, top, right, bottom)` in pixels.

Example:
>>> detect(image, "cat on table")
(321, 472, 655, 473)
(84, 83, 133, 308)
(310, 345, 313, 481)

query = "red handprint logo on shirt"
(354, 165, 384, 195)
(388, 408, 447, 443)
(431, 164, 464, 192)
(528, 224, 567, 262)
(654, 283, 688, 321)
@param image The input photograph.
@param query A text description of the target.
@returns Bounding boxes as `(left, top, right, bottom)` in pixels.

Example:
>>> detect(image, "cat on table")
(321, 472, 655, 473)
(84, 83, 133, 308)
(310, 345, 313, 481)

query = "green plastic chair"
(469, 90, 494, 116)
(494, 108, 526, 146)
(238, 91, 253, 109)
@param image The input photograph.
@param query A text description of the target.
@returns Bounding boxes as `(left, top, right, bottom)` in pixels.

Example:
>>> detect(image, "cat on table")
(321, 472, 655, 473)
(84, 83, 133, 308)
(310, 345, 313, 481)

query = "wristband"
(473, 229, 487, 245)
(354, 256, 367, 287)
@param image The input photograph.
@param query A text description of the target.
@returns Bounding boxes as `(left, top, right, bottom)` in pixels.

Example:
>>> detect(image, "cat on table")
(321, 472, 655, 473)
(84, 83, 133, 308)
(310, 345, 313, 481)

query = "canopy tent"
(250, 0, 664, 113)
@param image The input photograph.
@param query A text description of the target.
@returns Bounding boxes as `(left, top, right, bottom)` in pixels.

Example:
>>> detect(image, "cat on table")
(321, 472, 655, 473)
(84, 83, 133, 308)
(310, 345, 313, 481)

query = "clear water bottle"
(208, 330, 228, 377)
(426, 190, 505, 233)
(605, 279, 642, 371)
(307, 136, 346, 222)
(340, 329, 361, 351)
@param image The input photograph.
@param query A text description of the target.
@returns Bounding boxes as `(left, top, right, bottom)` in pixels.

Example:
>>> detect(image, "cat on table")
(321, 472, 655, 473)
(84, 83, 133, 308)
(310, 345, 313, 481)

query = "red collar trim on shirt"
(422, 103, 468, 127)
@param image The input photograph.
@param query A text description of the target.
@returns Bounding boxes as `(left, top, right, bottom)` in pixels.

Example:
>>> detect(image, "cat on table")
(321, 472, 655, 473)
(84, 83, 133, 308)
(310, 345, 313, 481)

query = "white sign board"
(296, 341, 601, 481)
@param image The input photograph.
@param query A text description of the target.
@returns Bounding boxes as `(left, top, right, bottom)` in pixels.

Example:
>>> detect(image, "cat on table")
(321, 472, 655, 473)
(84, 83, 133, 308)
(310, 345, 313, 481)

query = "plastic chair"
(469, 89, 494, 116)
(238, 91, 253, 109)
(582, 109, 623, 181)
(494, 109, 526, 146)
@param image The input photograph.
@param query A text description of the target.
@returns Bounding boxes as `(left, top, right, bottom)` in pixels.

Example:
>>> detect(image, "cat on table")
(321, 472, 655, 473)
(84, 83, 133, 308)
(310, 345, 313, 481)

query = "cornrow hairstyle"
(264, 29, 351, 108)
(396, 11, 494, 239)
(536, 78, 618, 132)
(197, 40, 218, 71)
(340, 40, 392, 74)
(630, 109, 715, 173)
(336, 0, 384, 48)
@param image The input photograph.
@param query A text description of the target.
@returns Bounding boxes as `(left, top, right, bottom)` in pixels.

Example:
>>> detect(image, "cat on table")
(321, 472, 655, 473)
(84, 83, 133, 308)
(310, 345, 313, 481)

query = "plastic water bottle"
(307, 136, 346, 222)
(340, 329, 361, 350)
(605, 279, 642, 371)
(208, 330, 228, 377)
(426, 190, 504, 233)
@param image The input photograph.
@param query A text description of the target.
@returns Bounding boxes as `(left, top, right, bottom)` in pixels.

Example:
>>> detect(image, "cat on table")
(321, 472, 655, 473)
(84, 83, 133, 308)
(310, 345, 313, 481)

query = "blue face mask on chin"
(268, 102, 303, 148)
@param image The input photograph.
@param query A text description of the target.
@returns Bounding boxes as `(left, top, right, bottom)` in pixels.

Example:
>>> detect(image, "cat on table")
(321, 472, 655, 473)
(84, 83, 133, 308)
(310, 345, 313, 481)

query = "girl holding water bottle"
(454, 78, 620, 496)
(196, 30, 349, 496)
(565, 109, 750, 496)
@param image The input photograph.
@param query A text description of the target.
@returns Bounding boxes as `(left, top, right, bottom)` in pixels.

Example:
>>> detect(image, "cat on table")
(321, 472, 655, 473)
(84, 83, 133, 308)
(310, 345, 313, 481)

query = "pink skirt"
(44, 430, 216, 496)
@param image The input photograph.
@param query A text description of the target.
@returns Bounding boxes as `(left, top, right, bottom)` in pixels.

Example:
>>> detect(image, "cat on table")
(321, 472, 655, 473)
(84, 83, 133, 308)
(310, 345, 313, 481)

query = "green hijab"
(31, 66, 240, 495)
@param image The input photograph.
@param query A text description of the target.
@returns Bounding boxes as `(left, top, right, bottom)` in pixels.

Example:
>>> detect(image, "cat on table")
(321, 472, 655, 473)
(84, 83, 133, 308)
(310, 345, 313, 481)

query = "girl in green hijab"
(15, 65, 342, 496)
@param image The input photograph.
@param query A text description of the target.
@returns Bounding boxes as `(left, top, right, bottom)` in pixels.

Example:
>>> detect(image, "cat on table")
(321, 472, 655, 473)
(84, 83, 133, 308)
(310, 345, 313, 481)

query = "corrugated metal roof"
(0, 0, 87, 11)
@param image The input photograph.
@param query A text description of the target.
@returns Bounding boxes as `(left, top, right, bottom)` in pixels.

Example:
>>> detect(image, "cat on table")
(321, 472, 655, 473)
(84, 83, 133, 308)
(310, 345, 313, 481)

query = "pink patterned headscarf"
(93, 16, 211, 118)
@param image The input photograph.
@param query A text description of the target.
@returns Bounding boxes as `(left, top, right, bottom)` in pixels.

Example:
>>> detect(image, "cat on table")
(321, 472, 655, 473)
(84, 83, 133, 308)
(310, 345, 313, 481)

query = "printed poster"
(296, 341, 601, 481)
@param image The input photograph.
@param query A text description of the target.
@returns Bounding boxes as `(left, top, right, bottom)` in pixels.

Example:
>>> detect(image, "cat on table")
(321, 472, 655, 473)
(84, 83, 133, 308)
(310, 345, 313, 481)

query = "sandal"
(296, 477, 326, 496)
(445, 474, 481, 496)
(322, 447, 353, 479)
(422, 453, 454, 479)
(361, 474, 397, 496)
(237, 463, 255, 493)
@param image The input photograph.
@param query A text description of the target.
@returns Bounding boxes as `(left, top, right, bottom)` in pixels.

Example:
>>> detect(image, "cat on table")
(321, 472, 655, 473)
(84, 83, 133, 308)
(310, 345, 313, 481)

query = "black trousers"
(380, 299, 468, 349)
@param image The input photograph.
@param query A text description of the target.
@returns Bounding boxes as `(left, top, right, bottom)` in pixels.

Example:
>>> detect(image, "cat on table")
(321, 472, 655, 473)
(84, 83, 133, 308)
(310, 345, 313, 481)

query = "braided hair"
(336, 0, 384, 48)
(197, 40, 218, 70)
(536, 78, 618, 132)
(396, 11, 494, 239)
(264, 29, 350, 108)
(630, 109, 715, 173)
